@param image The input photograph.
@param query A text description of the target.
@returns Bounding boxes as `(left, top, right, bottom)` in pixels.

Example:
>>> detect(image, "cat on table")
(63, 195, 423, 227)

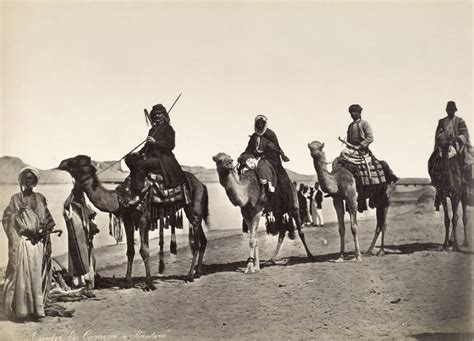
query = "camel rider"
(125, 104, 186, 206)
(429, 101, 473, 207)
(240, 115, 290, 196)
(341, 104, 398, 184)
(433, 101, 473, 175)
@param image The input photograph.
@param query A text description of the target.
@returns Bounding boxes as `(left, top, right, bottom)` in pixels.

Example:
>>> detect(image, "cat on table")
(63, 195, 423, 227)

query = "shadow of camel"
(410, 332, 474, 340)
(94, 253, 344, 288)
(383, 242, 474, 255)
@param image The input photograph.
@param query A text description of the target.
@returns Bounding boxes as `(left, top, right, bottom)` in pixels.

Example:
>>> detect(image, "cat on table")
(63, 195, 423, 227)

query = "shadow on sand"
(383, 242, 474, 255)
(410, 332, 474, 340)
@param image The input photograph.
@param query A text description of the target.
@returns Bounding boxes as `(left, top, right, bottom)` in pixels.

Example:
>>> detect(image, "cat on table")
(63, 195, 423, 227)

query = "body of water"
(0, 182, 371, 268)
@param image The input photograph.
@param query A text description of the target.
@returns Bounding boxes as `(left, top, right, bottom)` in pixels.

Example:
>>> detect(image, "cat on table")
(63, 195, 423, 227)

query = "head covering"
(254, 114, 268, 135)
(18, 166, 40, 184)
(348, 104, 363, 113)
(150, 104, 170, 123)
(446, 101, 457, 112)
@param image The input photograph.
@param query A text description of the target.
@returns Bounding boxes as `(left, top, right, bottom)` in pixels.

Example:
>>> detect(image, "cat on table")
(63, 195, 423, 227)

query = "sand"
(0, 197, 472, 340)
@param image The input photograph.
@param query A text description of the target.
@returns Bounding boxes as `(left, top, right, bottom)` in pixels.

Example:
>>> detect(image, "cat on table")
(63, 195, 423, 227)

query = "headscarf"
(18, 167, 40, 185)
(254, 114, 268, 136)
(150, 104, 170, 124)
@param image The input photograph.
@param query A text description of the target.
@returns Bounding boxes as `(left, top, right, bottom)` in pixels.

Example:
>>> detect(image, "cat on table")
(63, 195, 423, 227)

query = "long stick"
(97, 94, 182, 176)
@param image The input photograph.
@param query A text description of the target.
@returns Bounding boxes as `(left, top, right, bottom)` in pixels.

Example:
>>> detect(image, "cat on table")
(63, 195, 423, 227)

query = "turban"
(348, 104, 363, 113)
(18, 166, 40, 184)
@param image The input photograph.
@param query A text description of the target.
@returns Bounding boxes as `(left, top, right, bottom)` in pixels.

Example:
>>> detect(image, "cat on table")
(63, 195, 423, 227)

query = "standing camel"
(58, 155, 208, 290)
(308, 141, 393, 261)
(212, 153, 313, 274)
(429, 147, 471, 251)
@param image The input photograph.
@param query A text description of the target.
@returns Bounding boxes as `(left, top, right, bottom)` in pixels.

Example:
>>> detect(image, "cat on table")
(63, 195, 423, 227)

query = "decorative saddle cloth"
(337, 149, 386, 186)
(146, 173, 188, 204)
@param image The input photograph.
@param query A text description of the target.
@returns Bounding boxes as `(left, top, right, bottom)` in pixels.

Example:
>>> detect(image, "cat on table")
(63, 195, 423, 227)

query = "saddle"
(116, 172, 189, 208)
(145, 172, 189, 205)
(334, 156, 389, 212)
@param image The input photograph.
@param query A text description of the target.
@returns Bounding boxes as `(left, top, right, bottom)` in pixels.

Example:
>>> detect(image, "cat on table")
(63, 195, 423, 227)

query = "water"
(0, 182, 369, 268)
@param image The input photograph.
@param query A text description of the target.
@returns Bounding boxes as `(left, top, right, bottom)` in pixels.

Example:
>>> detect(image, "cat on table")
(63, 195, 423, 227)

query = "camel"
(212, 153, 313, 274)
(58, 155, 208, 290)
(429, 148, 471, 251)
(308, 141, 393, 262)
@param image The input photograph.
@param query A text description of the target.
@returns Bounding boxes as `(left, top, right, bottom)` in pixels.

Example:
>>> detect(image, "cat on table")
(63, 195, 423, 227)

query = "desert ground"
(1, 189, 473, 340)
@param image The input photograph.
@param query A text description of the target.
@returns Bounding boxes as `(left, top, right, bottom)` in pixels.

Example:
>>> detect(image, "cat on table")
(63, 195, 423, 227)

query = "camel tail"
(202, 184, 210, 229)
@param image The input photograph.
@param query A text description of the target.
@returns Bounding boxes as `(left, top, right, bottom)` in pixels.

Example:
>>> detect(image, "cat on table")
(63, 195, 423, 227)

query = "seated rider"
(239, 115, 291, 200)
(340, 104, 398, 185)
(125, 104, 186, 206)
(429, 101, 473, 208)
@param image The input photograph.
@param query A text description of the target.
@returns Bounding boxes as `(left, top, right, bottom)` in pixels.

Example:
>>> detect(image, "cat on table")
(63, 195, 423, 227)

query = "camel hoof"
(334, 257, 344, 263)
(244, 264, 255, 274)
(442, 244, 450, 251)
(352, 256, 363, 262)
(453, 245, 461, 252)
(376, 249, 386, 257)
(307, 253, 314, 261)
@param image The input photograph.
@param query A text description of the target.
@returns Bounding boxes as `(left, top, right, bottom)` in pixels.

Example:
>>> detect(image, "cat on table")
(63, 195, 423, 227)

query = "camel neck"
(218, 168, 249, 207)
(313, 155, 337, 194)
(81, 176, 120, 213)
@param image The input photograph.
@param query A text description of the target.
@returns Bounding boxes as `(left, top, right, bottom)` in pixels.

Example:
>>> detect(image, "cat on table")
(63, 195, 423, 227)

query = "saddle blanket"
(147, 173, 186, 204)
(337, 149, 386, 186)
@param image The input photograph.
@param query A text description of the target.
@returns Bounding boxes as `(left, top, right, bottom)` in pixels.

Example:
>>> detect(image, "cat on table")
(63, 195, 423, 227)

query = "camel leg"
(270, 230, 286, 265)
(441, 196, 450, 250)
(123, 214, 135, 288)
(293, 209, 314, 260)
(254, 222, 261, 272)
(461, 199, 469, 247)
(333, 198, 346, 262)
(450, 196, 460, 252)
(195, 223, 207, 276)
(158, 221, 165, 274)
(348, 207, 362, 262)
(376, 206, 389, 256)
(367, 207, 388, 256)
(187, 222, 199, 282)
(139, 225, 155, 291)
(245, 212, 261, 274)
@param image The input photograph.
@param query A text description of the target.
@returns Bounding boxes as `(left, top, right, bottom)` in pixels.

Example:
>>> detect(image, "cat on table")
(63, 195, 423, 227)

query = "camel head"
(57, 155, 97, 182)
(308, 141, 325, 159)
(212, 153, 235, 173)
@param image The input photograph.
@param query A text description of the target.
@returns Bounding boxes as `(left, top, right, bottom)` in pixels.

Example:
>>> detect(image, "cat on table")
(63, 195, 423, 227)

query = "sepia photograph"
(0, 0, 472, 339)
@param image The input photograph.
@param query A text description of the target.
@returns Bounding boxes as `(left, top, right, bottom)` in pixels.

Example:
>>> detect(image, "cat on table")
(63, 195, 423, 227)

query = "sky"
(0, 0, 472, 177)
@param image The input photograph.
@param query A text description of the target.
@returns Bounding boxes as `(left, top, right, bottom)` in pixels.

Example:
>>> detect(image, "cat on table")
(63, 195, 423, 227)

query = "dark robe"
(242, 128, 294, 212)
(126, 122, 185, 190)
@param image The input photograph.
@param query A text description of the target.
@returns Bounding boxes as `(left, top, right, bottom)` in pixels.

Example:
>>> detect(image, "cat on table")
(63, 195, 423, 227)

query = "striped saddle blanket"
(336, 149, 386, 186)
(146, 173, 187, 204)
